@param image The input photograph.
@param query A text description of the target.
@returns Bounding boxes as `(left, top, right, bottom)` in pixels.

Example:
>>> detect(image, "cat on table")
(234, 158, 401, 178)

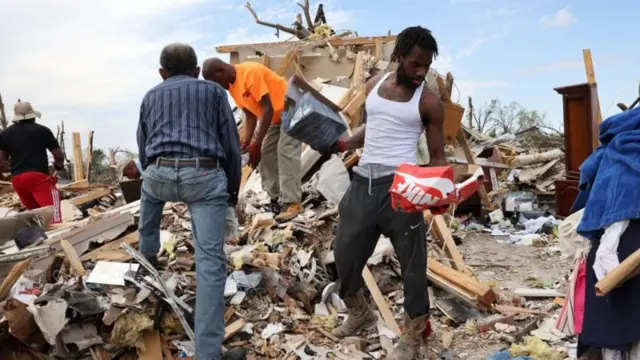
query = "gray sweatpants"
(334, 173, 430, 319)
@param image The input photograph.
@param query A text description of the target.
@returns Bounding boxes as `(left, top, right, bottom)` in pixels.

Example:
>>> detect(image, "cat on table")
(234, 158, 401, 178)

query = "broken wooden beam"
(362, 265, 401, 336)
(424, 211, 471, 275)
(428, 258, 497, 306)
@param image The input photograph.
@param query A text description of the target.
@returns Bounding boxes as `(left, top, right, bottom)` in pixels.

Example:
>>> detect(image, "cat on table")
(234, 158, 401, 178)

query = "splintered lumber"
(428, 259, 496, 306)
(224, 319, 246, 340)
(455, 131, 492, 210)
(72, 132, 84, 181)
(81, 231, 139, 262)
(595, 248, 640, 296)
(362, 266, 401, 336)
(137, 330, 162, 360)
(60, 239, 87, 276)
(86, 131, 94, 182)
(69, 188, 112, 207)
(507, 149, 564, 168)
(427, 271, 480, 309)
(0, 259, 31, 301)
(582, 49, 602, 125)
(424, 211, 471, 275)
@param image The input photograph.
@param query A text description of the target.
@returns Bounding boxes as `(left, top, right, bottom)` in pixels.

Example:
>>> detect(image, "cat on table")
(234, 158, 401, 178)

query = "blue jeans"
(138, 164, 228, 360)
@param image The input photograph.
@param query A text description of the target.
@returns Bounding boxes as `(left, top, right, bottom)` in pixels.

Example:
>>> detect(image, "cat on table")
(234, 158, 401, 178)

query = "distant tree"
(472, 99, 499, 133)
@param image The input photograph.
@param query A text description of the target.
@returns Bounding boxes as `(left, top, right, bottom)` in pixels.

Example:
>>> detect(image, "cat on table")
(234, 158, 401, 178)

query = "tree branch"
(297, 0, 314, 31)
(245, 1, 307, 39)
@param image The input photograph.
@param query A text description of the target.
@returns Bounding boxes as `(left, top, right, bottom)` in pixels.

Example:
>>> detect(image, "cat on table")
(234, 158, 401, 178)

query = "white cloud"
(457, 33, 505, 58)
(540, 6, 577, 28)
(0, 0, 353, 153)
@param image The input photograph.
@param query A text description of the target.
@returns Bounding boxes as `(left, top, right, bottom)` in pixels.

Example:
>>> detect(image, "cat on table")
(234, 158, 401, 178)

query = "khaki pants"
(259, 125, 302, 204)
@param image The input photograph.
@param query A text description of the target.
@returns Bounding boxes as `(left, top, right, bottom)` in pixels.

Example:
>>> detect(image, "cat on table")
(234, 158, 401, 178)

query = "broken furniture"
(553, 83, 599, 217)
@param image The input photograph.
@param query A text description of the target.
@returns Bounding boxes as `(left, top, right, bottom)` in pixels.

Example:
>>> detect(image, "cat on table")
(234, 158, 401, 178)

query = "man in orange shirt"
(203, 58, 302, 221)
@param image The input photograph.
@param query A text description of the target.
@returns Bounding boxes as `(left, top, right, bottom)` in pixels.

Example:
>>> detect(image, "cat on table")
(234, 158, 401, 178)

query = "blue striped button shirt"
(137, 75, 241, 205)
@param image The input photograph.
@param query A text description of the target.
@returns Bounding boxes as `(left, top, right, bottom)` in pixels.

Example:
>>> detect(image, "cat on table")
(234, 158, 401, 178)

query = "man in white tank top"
(329, 26, 447, 360)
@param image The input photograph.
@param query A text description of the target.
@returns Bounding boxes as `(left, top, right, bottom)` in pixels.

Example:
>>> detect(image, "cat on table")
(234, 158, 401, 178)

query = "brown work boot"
(275, 203, 302, 222)
(331, 290, 377, 338)
(388, 313, 429, 360)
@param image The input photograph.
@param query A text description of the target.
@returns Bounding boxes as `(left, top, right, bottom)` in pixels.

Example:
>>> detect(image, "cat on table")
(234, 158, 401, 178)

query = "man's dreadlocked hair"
(391, 26, 438, 62)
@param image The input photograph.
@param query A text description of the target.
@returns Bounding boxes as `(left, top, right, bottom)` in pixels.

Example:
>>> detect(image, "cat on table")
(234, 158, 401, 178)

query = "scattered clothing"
(580, 219, 640, 351)
(574, 107, 640, 240)
(137, 75, 241, 205)
(594, 220, 629, 280)
(229, 62, 287, 125)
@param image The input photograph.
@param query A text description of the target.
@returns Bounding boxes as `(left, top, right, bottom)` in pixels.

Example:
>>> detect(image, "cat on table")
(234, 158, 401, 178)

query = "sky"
(0, 0, 637, 154)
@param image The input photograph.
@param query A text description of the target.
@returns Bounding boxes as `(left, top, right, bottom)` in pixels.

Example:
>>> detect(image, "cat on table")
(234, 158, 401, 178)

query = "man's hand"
(325, 139, 347, 154)
(240, 141, 250, 152)
(224, 206, 239, 243)
(247, 140, 262, 168)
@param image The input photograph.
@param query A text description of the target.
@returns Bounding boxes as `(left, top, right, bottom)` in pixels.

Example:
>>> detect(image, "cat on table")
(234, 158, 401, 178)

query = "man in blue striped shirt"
(136, 43, 244, 360)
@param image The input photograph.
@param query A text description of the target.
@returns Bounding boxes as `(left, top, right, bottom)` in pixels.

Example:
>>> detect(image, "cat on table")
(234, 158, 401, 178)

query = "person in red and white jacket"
(0, 100, 65, 223)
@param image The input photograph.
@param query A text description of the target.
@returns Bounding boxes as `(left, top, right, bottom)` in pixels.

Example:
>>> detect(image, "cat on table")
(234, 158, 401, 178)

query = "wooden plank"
(69, 188, 112, 206)
(80, 231, 139, 262)
(262, 55, 270, 68)
(427, 271, 480, 309)
(224, 319, 245, 341)
(0, 259, 31, 301)
(456, 131, 492, 209)
(362, 266, 401, 336)
(72, 132, 84, 181)
(215, 35, 397, 53)
(582, 49, 603, 125)
(428, 258, 496, 305)
(60, 239, 87, 276)
(138, 330, 163, 360)
(86, 131, 94, 181)
(351, 51, 367, 88)
(424, 211, 471, 275)
(229, 51, 240, 65)
(374, 38, 383, 59)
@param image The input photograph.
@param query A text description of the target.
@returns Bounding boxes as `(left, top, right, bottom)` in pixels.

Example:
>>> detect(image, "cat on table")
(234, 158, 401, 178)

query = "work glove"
(326, 139, 347, 154)
(224, 206, 239, 243)
(247, 140, 262, 168)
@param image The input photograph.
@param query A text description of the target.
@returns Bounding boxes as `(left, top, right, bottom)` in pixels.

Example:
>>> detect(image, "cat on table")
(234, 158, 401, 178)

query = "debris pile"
(0, 29, 576, 360)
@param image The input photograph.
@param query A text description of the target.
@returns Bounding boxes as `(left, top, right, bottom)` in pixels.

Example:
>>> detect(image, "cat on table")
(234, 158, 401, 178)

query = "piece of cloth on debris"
(574, 107, 640, 241)
(579, 219, 640, 352)
(594, 220, 629, 280)
(556, 258, 586, 336)
(558, 209, 590, 260)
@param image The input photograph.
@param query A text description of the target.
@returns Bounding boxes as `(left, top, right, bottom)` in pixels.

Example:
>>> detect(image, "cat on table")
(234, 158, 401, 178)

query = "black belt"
(153, 157, 218, 168)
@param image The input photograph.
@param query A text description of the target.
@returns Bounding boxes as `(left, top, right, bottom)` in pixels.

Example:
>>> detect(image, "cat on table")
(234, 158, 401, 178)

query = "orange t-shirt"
(228, 62, 287, 125)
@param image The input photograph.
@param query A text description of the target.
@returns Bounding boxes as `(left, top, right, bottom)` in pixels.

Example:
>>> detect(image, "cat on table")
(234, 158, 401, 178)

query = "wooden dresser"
(553, 83, 599, 216)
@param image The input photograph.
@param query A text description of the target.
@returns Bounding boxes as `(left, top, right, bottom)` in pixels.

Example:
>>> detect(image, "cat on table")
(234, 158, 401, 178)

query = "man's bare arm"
(254, 94, 274, 144)
(51, 148, 65, 170)
(338, 74, 382, 150)
(0, 151, 9, 173)
(420, 91, 447, 166)
(242, 109, 258, 144)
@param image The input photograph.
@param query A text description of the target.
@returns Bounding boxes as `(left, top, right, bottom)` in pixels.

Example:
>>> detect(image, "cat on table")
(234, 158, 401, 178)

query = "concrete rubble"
(0, 36, 574, 360)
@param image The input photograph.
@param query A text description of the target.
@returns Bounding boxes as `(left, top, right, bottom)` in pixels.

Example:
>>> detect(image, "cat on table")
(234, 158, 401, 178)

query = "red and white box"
(389, 164, 485, 214)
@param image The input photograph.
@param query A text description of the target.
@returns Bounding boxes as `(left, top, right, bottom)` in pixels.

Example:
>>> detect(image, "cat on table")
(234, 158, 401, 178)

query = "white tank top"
(359, 72, 425, 168)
